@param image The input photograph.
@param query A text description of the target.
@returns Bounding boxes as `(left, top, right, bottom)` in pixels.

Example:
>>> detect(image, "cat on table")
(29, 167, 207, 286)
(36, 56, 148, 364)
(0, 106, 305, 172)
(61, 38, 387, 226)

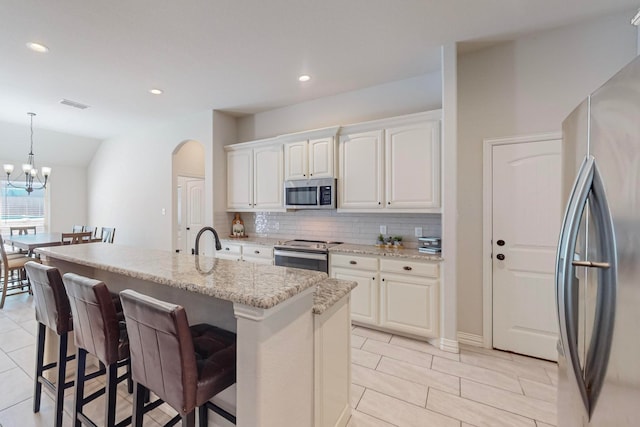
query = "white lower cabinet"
(216, 242, 242, 261)
(241, 243, 274, 265)
(216, 242, 274, 264)
(330, 253, 439, 339)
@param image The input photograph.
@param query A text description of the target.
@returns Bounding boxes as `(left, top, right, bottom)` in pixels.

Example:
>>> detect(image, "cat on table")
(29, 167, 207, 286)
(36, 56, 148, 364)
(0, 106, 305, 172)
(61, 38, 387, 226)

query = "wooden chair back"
(83, 226, 96, 238)
(72, 225, 84, 233)
(9, 226, 37, 236)
(61, 232, 93, 245)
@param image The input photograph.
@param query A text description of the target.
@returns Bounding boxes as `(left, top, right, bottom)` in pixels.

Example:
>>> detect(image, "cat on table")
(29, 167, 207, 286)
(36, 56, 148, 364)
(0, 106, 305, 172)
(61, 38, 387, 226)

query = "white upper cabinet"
(284, 136, 335, 180)
(385, 121, 440, 209)
(338, 130, 384, 210)
(226, 139, 284, 212)
(338, 111, 441, 213)
(284, 140, 308, 180)
(226, 148, 253, 210)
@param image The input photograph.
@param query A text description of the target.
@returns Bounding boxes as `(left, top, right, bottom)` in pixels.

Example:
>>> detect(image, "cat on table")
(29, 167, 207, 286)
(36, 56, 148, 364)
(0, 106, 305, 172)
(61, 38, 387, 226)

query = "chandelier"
(3, 112, 51, 194)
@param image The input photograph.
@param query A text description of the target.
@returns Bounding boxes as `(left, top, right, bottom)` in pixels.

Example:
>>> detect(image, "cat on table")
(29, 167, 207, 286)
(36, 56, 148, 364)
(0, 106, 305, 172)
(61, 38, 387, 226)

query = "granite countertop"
(219, 236, 283, 246)
(36, 243, 328, 310)
(330, 243, 443, 261)
(313, 278, 357, 315)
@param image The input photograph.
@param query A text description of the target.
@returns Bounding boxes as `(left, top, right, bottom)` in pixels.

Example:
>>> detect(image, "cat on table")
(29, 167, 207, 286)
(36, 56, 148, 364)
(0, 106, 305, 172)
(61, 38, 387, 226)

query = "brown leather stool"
(119, 289, 237, 427)
(25, 262, 75, 427)
(63, 273, 132, 427)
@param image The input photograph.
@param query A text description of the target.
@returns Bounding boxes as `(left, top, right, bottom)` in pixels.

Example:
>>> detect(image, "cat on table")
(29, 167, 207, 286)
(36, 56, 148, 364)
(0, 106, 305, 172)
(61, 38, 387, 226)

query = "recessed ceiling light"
(298, 75, 311, 82)
(26, 42, 49, 53)
(149, 88, 164, 95)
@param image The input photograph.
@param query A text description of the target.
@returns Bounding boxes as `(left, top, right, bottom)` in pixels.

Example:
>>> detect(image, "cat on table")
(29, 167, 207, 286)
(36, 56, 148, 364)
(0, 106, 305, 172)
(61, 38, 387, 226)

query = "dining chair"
(61, 232, 93, 245)
(8, 226, 37, 255)
(83, 226, 97, 238)
(0, 234, 40, 309)
(72, 225, 84, 233)
(100, 227, 116, 243)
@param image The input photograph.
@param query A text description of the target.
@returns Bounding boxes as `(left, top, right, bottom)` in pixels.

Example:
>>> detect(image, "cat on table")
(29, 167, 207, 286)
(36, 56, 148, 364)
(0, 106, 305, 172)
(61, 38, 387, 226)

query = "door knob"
(496, 254, 505, 261)
(497, 239, 505, 246)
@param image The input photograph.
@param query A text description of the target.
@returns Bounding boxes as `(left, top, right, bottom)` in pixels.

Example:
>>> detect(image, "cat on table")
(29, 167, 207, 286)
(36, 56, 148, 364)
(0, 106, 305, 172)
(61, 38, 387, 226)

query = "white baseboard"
(457, 331, 484, 347)
(438, 337, 460, 354)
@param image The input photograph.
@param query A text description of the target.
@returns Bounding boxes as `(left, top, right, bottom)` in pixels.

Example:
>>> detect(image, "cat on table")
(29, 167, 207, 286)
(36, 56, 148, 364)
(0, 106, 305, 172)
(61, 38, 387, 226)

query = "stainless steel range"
(274, 239, 342, 273)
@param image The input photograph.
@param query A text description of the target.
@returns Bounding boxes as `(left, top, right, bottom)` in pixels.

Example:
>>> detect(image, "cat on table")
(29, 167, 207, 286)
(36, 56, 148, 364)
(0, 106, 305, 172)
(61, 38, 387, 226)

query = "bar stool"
(24, 262, 74, 427)
(119, 289, 237, 427)
(62, 273, 132, 427)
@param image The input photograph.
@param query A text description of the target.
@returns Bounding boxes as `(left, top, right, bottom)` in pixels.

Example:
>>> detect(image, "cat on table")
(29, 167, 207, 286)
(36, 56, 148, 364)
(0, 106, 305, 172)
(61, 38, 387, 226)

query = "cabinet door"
(385, 121, 440, 210)
(308, 137, 334, 179)
(331, 267, 378, 325)
(339, 131, 384, 209)
(284, 141, 308, 180)
(227, 149, 253, 210)
(380, 273, 438, 338)
(254, 145, 284, 210)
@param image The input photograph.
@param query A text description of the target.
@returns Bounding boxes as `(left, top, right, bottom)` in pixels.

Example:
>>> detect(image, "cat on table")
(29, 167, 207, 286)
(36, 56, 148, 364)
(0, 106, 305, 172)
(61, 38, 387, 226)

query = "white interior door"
(492, 139, 561, 361)
(186, 178, 205, 254)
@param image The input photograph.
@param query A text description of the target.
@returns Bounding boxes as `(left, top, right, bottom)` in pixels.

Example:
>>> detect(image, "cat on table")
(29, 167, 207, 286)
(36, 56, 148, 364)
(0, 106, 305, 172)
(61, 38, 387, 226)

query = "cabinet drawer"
(243, 244, 274, 260)
(218, 243, 242, 256)
(380, 258, 438, 278)
(330, 254, 378, 270)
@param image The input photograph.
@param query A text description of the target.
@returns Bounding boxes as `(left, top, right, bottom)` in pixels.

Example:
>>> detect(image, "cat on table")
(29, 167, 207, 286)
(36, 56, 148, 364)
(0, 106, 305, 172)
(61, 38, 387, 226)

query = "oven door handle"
(274, 250, 328, 261)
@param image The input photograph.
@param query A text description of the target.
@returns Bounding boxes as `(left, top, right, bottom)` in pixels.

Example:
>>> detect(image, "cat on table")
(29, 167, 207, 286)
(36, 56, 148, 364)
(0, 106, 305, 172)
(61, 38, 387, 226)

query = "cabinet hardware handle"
(403, 266, 412, 271)
(378, 202, 381, 205)
(382, 278, 385, 281)
(372, 277, 375, 280)
(310, 173, 313, 176)
(572, 260, 610, 269)
(303, 174, 306, 177)
(388, 202, 391, 205)
(349, 260, 357, 265)
(496, 254, 505, 261)
(254, 250, 260, 254)
(224, 247, 230, 251)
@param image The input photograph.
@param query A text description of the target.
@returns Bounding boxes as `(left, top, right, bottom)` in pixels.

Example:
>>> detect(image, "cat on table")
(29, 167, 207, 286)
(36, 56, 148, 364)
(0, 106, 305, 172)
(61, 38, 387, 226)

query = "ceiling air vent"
(59, 99, 90, 110)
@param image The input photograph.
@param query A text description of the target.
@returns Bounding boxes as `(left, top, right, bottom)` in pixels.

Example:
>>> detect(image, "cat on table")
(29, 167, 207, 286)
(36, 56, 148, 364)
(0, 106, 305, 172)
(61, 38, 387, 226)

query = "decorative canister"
(232, 213, 245, 237)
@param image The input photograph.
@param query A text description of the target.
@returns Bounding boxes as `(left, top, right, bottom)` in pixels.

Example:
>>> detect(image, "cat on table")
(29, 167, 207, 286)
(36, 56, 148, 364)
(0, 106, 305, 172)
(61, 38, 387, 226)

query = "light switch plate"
(415, 227, 422, 237)
(380, 225, 387, 235)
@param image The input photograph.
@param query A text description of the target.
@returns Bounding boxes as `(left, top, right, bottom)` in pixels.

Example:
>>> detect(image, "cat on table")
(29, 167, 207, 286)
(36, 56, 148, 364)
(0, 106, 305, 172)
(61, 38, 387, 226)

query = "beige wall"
(456, 10, 638, 336)
(237, 72, 442, 142)
(88, 110, 214, 250)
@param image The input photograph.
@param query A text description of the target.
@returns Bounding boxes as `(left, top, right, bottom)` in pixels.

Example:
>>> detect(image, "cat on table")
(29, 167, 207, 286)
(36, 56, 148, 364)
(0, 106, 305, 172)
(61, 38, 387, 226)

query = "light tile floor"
(0, 294, 558, 427)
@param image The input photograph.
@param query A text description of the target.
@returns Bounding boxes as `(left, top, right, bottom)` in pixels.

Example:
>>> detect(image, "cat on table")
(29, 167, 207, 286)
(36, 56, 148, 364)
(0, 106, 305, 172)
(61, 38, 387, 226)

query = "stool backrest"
(63, 273, 121, 365)
(100, 227, 116, 243)
(119, 289, 197, 414)
(24, 262, 72, 335)
(61, 232, 93, 245)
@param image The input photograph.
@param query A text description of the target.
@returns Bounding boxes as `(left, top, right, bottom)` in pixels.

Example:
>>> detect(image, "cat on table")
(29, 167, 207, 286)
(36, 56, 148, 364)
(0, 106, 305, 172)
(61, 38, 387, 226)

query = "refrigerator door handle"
(583, 162, 617, 419)
(556, 155, 594, 416)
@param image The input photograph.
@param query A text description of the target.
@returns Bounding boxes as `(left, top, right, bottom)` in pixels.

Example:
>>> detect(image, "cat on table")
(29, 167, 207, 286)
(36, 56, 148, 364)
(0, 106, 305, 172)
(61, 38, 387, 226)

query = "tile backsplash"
(219, 210, 441, 248)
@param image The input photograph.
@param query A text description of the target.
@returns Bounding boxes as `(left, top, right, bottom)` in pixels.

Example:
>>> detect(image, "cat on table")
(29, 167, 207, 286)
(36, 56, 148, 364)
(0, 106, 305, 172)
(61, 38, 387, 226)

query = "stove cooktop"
(275, 239, 343, 251)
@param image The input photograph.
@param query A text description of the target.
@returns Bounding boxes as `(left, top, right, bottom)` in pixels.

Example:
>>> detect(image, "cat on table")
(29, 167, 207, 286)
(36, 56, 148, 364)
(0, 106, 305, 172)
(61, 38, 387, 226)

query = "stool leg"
(54, 332, 68, 427)
(198, 405, 208, 427)
(132, 382, 145, 427)
(126, 357, 133, 394)
(105, 363, 118, 427)
(33, 322, 46, 413)
(73, 348, 87, 427)
(182, 410, 195, 427)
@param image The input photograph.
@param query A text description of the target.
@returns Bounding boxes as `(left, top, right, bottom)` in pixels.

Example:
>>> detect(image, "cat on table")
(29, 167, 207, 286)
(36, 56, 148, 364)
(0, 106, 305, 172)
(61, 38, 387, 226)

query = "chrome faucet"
(194, 226, 222, 255)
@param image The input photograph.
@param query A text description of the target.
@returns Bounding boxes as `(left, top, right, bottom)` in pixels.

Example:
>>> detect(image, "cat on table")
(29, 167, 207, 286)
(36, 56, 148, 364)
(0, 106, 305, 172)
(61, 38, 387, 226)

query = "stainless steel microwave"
(284, 178, 336, 209)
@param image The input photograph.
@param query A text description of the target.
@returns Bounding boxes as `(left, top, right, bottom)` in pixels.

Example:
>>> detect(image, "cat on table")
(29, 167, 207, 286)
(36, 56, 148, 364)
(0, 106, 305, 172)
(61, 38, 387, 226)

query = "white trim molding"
(457, 331, 484, 347)
(482, 132, 561, 349)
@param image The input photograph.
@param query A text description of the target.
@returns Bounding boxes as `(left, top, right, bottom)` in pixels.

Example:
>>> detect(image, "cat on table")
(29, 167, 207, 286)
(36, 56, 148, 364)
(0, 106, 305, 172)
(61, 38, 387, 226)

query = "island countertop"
(36, 243, 328, 309)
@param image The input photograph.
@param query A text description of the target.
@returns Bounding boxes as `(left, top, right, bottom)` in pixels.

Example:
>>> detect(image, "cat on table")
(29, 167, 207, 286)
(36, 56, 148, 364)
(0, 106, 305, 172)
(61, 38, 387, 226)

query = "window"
(0, 179, 46, 233)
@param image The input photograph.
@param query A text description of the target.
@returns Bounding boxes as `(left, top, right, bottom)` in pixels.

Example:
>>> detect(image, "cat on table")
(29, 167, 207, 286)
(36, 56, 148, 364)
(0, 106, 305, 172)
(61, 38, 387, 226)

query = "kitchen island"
(36, 243, 355, 427)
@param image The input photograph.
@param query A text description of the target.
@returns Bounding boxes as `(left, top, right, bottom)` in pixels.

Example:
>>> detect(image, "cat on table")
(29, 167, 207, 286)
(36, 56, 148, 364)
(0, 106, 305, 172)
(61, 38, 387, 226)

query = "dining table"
(5, 232, 64, 255)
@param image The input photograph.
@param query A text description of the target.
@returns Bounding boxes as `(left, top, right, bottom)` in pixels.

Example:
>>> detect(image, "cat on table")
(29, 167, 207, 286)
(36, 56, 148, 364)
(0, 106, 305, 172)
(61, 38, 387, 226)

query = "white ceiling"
(0, 0, 637, 141)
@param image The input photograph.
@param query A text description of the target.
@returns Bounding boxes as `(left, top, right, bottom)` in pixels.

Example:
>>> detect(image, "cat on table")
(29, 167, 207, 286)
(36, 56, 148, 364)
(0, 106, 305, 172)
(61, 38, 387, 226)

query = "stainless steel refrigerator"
(556, 55, 640, 426)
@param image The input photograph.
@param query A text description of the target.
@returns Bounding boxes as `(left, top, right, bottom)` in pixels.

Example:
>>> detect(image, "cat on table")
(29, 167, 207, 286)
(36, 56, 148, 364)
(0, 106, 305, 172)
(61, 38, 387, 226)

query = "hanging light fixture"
(3, 112, 51, 194)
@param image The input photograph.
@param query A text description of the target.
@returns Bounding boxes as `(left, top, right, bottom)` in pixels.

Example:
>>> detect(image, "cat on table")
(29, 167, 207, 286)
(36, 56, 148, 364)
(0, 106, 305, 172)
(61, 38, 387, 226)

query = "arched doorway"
(172, 140, 205, 254)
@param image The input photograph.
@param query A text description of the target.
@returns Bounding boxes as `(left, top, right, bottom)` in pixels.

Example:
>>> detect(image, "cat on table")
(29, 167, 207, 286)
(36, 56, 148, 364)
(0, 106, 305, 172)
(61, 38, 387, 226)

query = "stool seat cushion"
(190, 324, 237, 406)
